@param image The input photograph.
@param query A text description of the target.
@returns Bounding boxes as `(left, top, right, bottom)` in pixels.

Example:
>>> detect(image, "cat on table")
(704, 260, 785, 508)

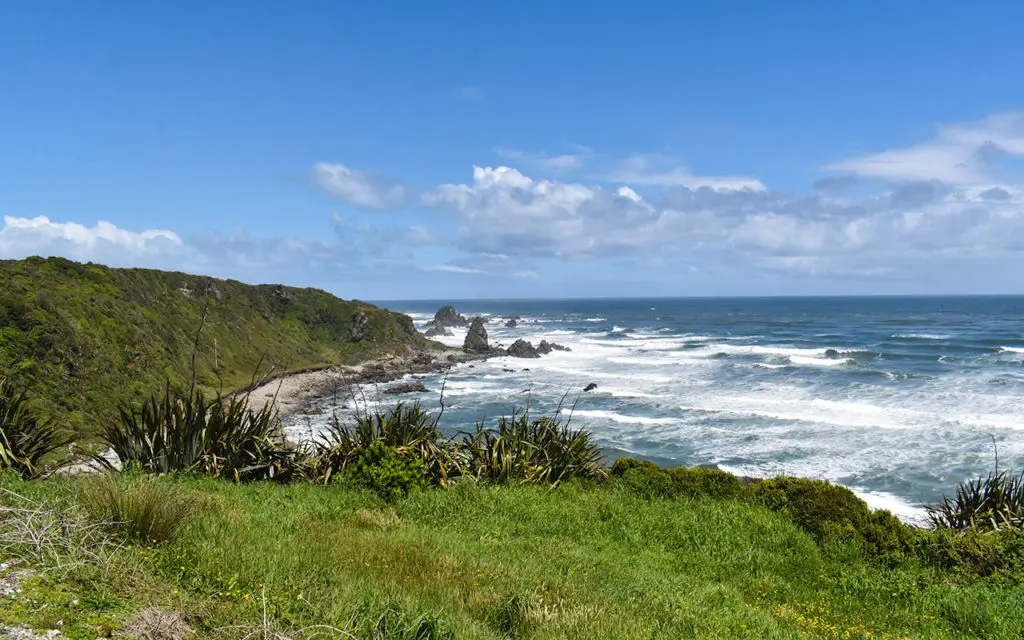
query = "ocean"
(283, 296, 1024, 522)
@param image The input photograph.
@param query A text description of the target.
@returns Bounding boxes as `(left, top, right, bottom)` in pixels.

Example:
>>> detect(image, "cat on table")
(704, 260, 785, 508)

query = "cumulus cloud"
(0, 216, 184, 264)
(312, 163, 411, 210)
(423, 166, 669, 257)
(827, 110, 1024, 184)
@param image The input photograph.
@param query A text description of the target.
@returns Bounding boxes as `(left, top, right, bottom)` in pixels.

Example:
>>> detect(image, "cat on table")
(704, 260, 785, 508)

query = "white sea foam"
(851, 490, 929, 524)
(572, 409, 676, 425)
(789, 355, 854, 367)
(998, 346, 1024, 354)
(891, 333, 952, 340)
(611, 326, 629, 333)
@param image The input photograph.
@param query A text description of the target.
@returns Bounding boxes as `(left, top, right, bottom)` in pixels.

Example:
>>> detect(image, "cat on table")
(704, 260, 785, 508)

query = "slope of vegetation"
(0, 256, 432, 438)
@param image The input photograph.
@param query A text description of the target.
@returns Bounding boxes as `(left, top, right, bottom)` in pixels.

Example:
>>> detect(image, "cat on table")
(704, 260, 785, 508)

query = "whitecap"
(572, 409, 676, 426)
(998, 346, 1024, 354)
(891, 333, 952, 340)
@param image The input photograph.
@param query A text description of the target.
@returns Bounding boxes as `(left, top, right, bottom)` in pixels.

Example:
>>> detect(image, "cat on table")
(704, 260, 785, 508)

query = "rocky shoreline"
(244, 304, 571, 421)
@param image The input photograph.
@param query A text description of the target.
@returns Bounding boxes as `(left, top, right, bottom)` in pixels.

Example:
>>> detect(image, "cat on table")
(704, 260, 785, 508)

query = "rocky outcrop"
(434, 305, 469, 328)
(424, 324, 453, 338)
(383, 380, 428, 394)
(537, 340, 571, 354)
(423, 305, 469, 337)
(505, 318, 518, 328)
(463, 317, 491, 353)
(506, 339, 540, 358)
(347, 311, 370, 342)
(584, 383, 598, 392)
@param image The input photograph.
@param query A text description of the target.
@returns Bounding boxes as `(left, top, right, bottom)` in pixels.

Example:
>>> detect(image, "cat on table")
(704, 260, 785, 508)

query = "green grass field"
(2, 474, 1022, 639)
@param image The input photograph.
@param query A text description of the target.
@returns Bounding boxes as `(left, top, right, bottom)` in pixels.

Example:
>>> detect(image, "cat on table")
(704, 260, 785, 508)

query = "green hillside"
(0, 256, 433, 437)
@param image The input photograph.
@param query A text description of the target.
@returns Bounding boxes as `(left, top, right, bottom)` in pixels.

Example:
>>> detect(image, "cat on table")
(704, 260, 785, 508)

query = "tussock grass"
(78, 474, 198, 544)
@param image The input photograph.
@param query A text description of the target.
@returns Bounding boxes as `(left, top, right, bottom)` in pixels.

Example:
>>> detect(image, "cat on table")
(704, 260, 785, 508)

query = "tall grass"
(78, 473, 198, 543)
(0, 377, 70, 478)
(102, 384, 294, 482)
(459, 412, 605, 485)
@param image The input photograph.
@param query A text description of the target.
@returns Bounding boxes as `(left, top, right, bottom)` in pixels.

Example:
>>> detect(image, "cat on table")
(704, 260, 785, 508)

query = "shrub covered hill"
(0, 256, 433, 438)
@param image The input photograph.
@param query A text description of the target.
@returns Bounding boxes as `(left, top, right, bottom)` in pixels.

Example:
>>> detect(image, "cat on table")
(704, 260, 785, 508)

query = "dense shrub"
(0, 377, 70, 478)
(79, 473, 198, 544)
(668, 466, 744, 500)
(917, 527, 1024, 580)
(609, 457, 662, 477)
(927, 470, 1024, 531)
(102, 384, 296, 482)
(612, 458, 745, 501)
(312, 403, 455, 485)
(752, 477, 870, 540)
(751, 476, 915, 564)
(616, 464, 674, 498)
(347, 440, 429, 501)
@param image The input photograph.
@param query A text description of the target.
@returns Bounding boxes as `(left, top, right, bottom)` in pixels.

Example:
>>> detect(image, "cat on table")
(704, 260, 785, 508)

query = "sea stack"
(463, 317, 490, 353)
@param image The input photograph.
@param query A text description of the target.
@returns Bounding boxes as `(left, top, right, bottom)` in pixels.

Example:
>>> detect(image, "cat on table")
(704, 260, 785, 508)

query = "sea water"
(283, 296, 1024, 522)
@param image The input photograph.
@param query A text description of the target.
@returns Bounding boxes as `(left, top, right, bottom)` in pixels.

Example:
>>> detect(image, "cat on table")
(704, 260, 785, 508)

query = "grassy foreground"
(2, 473, 1023, 640)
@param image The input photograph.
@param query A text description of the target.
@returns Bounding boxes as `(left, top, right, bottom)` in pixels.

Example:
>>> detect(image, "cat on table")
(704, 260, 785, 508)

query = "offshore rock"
(383, 380, 428, 395)
(506, 339, 540, 358)
(505, 318, 518, 328)
(583, 383, 598, 392)
(464, 317, 491, 353)
(434, 305, 469, 328)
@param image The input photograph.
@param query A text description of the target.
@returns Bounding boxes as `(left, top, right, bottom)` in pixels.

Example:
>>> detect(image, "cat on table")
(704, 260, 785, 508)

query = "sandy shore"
(241, 347, 487, 420)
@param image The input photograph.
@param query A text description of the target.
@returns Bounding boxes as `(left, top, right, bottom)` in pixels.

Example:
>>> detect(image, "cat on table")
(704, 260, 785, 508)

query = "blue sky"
(2, 1, 1024, 299)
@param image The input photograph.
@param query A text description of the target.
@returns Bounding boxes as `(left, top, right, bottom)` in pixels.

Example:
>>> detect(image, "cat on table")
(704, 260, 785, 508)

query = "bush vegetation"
(0, 376, 70, 478)
(0, 256, 434, 439)
(103, 383, 295, 482)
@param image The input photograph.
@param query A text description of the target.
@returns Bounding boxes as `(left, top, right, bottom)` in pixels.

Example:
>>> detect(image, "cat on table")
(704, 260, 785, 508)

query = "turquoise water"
(287, 296, 1024, 520)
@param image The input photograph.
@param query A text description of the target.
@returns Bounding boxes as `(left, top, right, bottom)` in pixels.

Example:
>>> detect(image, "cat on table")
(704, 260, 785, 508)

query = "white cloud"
(609, 154, 766, 191)
(0, 216, 184, 263)
(424, 166, 665, 257)
(312, 163, 411, 210)
(827, 111, 1024, 184)
(422, 264, 488, 275)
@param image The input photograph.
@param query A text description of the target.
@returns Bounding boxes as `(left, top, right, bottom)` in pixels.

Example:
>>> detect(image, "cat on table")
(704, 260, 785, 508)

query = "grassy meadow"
(2, 471, 1023, 640)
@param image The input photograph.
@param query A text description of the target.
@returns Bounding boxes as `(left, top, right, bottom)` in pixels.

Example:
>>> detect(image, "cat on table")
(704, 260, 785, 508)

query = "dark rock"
(583, 383, 598, 392)
(424, 323, 454, 338)
(506, 339, 540, 358)
(464, 317, 491, 353)
(434, 305, 469, 328)
(522, 368, 530, 372)
(505, 318, 518, 328)
(536, 340, 570, 354)
(383, 380, 428, 395)
(347, 311, 370, 342)
(502, 368, 515, 373)
(446, 354, 458, 363)
(502, 314, 522, 321)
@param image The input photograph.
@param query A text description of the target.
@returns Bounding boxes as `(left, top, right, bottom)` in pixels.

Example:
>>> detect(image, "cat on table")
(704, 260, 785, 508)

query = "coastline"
(241, 346, 487, 420)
